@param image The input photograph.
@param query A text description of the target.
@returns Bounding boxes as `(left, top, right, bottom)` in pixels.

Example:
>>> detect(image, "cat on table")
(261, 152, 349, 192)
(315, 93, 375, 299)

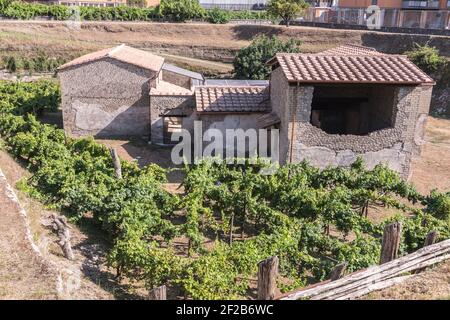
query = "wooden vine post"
(257, 256, 279, 300)
(424, 231, 439, 247)
(380, 222, 402, 264)
(415, 231, 439, 273)
(330, 262, 348, 281)
(149, 285, 167, 300)
(109, 148, 122, 179)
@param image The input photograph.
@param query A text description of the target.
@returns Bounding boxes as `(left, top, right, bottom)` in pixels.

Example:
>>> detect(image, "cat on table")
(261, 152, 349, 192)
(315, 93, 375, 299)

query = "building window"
(163, 116, 183, 145)
(310, 85, 396, 136)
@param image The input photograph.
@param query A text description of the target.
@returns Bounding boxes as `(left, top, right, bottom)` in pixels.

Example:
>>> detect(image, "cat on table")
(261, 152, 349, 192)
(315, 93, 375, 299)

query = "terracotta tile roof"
(268, 53, 435, 85)
(150, 81, 193, 95)
(257, 112, 281, 128)
(319, 44, 384, 56)
(195, 86, 270, 113)
(58, 44, 165, 72)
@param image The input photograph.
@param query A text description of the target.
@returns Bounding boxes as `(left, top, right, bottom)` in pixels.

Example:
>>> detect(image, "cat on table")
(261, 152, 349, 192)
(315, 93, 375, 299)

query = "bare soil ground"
(0, 168, 56, 299)
(0, 146, 144, 300)
(0, 21, 447, 70)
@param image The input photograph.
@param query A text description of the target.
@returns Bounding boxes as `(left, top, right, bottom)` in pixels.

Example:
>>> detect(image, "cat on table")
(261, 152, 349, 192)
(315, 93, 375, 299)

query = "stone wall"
(269, 67, 292, 164)
(269, 66, 432, 178)
(162, 69, 192, 90)
(59, 58, 155, 138)
(149, 94, 196, 144)
(289, 85, 430, 178)
(200, 113, 263, 157)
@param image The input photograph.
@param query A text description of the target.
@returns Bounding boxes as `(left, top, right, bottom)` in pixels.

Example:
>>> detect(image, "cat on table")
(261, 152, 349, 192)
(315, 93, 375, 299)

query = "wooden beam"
(278, 239, 450, 300)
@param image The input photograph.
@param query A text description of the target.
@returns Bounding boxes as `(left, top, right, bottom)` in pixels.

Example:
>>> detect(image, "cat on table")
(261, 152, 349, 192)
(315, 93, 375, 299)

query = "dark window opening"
(310, 85, 395, 135)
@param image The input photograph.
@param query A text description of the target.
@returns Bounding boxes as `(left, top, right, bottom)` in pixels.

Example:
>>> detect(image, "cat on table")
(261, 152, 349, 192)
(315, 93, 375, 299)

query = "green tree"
(405, 44, 447, 74)
(267, 0, 309, 27)
(0, 0, 13, 12)
(233, 35, 301, 80)
(159, 0, 205, 22)
(206, 7, 231, 24)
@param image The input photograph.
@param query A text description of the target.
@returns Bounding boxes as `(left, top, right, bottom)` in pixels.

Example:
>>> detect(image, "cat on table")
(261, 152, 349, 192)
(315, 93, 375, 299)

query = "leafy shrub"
(205, 8, 230, 24)
(3, 52, 68, 74)
(3, 2, 49, 20)
(234, 35, 301, 79)
(159, 0, 205, 22)
(0, 0, 13, 12)
(406, 44, 447, 74)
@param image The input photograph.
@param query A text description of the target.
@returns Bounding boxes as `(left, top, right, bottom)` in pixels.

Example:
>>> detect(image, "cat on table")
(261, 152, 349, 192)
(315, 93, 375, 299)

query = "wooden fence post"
(424, 231, 438, 247)
(330, 262, 348, 281)
(257, 256, 279, 300)
(149, 285, 167, 300)
(109, 148, 122, 179)
(380, 222, 402, 264)
(415, 231, 439, 274)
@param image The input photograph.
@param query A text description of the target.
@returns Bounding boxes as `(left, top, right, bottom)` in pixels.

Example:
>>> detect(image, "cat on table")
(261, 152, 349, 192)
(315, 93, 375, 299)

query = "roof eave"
(285, 79, 435, 85)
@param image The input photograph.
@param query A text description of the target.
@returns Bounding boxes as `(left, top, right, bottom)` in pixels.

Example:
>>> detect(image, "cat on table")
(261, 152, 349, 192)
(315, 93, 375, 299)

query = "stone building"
(58, 44, 203, 138)
(58, 44, 434, 178)
(265, 44, 435, 177)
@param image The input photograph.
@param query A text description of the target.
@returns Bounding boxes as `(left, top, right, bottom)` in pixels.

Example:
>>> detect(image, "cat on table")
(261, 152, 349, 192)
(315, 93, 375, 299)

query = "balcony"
(402, 0, 440, 9)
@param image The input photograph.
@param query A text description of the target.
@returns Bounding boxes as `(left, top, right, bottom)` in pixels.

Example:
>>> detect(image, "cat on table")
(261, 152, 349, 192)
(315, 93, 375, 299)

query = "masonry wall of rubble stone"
(270, 67, 292, 164)
(59, 58, 155, 138)
(162, 70, 192, 90)
(199, 113, 263, 157)
(270, 66, 433, 178)
(149, 94, 196, 144)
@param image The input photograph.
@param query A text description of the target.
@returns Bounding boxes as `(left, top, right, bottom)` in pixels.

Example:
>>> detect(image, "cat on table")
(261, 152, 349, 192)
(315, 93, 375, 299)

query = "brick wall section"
(59, 58, 155, 138)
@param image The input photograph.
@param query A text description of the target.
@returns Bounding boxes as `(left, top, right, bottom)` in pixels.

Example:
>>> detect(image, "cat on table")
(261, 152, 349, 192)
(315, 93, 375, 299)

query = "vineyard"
(0, 80, 450, 299)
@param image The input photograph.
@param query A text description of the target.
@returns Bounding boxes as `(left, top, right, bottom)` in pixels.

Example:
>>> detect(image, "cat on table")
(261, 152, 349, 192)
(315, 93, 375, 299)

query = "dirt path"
(0, 149, 122, 300)
(0, 168, 57, 299)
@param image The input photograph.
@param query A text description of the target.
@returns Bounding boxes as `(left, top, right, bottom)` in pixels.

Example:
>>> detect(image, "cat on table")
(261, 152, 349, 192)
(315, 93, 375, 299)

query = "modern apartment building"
(337, 0, 449, 10)
(304, 0, 449, 30)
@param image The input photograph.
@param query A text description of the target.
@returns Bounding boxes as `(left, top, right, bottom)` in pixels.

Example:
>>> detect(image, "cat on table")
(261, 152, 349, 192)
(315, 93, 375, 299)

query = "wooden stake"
(257, 256, 279, 300)
(228, 213, 234, 245)
(109, 148, 122, 179)
(415, 231, 439, 273)
(380, 222, 402, 264)
(149, 285, 167, 300)
(330, 262, 348, 281)
(424, 231, 439, 247)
